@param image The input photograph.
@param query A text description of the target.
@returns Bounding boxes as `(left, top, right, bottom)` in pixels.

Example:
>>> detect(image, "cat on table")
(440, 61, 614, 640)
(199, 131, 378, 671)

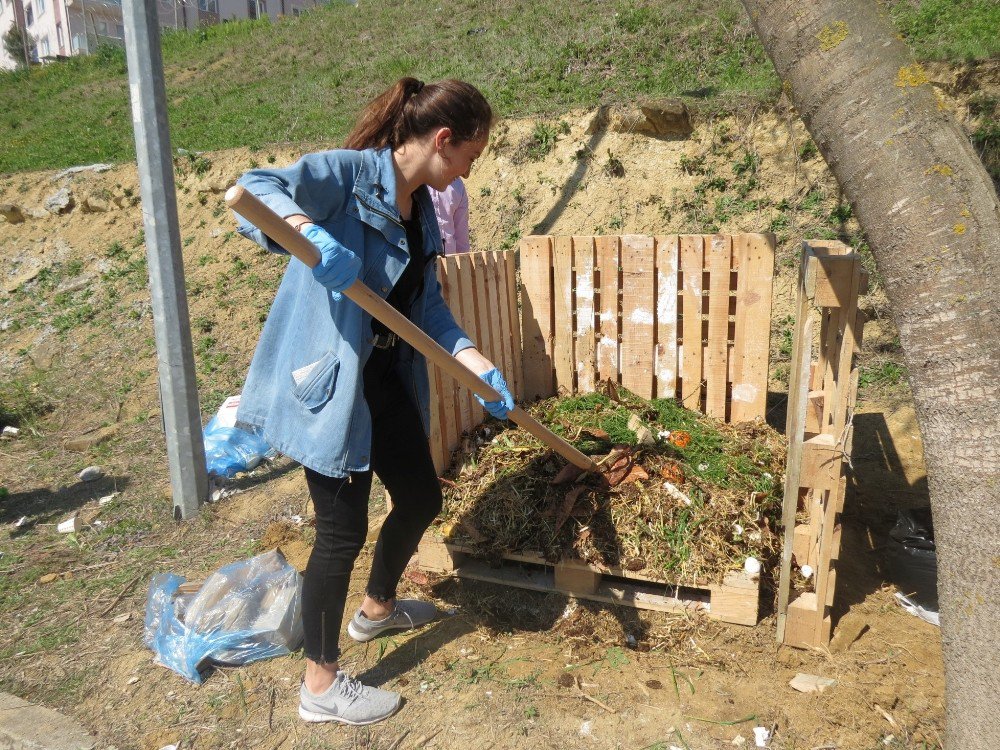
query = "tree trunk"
(739, 0, 1000, 745)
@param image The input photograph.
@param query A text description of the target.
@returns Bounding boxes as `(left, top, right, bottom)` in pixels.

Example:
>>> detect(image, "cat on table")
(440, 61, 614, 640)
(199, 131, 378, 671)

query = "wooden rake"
(225, 185, 598, 473)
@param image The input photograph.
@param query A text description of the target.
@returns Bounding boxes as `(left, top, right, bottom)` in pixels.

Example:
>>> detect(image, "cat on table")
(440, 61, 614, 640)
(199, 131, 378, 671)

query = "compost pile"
(437, 383, 786, 584)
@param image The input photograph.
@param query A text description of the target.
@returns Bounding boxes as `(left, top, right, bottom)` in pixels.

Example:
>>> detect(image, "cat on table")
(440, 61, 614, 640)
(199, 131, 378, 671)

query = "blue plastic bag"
(143, 550, 303, 684)
(203, 395, 276, 478)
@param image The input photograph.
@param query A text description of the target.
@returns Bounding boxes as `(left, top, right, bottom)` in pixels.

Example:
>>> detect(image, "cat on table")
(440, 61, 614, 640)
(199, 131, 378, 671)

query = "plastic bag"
(886, 508, 938, 611)
(203, 395, 276, 478)
(144, 549, 304, 683)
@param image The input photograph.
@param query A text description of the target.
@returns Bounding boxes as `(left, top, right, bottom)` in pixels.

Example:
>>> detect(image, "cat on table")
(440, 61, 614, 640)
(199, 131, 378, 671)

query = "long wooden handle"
(226, 185, 598, 472)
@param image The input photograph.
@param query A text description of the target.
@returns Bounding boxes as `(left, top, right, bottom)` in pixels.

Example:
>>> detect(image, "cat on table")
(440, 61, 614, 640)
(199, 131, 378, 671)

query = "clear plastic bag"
(143, 549, 304, 683)
(203, 395, 276, 478)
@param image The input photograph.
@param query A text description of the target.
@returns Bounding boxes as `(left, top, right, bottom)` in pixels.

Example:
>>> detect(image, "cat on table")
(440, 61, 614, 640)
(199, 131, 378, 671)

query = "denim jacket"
(232, 146, 475, 477)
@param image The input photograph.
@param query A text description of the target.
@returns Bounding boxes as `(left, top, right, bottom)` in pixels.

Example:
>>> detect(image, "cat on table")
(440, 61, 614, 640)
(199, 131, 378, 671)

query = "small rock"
(113, 612, 132, 624)
(608, 99, 692, 138)
(99, 493, 119, 506)
(65, 425, 119, 453)
(38, 573, 60, 584)
(789, 672, 836, 694)
(829, 610, 869, 653)
(82, 196, 111, 213)
(0, 203, 26, 224)
(775, 647, 804, 668)
(78, 466, 104, 482)
(639, 99, 693, 137)
(2, 426, 19, 437)
(44, 187, 75, 215)
(583, 106, 609, 135)
(127, 675, 140, 684)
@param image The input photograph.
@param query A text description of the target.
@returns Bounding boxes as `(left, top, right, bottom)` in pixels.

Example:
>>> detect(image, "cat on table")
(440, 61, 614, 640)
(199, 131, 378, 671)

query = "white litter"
(579, 720, 593, 737)
(662, 481, 693, 506)
(753, 726, 770, 748)
(2, 426, 19, 437)
(894, 592, 940, 626)
(658, 430, 671, 440)
(98, 493, 119, 506)
(13, 516, 28, 528)
(744, 557, 761, 575)
(57, 516, 81, 534)
(800, 564, 813, 580)
(697, 462, 709, 471)
(733, 523, 744, 537)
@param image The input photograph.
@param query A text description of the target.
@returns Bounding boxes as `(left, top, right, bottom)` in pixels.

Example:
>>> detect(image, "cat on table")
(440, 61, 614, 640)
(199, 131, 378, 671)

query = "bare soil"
(2, 73, 981, 747)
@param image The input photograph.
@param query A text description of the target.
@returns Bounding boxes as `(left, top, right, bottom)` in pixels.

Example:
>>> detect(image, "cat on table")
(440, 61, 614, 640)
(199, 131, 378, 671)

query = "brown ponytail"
(344, 77, 493, 150)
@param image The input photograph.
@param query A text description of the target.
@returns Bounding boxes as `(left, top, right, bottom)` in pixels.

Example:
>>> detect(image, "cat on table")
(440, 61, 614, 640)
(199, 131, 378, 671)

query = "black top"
(371, 212, 428, 338)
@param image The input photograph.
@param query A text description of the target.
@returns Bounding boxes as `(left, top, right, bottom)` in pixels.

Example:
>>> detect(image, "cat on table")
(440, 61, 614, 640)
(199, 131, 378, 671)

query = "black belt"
(370, 332, 399, 349)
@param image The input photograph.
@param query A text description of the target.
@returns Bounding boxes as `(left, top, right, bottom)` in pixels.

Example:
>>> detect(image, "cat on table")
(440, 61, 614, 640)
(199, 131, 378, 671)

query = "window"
(198, 0, 217, 12)
(115, 23, 124, 38)
(25, 4, 33, 25)
(56, 22, 62, 50)
(95, 19, 108, 35)
(246, 0, 256, 18)
(36, 0, 44, 16)
(38, 35, 49, 56)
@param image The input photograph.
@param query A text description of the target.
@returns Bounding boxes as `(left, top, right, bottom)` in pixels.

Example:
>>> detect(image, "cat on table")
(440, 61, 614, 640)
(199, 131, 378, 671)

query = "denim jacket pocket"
(291, 352, 340, 410)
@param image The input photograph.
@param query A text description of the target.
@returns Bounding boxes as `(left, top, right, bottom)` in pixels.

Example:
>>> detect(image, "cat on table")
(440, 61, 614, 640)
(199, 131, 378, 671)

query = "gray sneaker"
(298, 672, 402, 725)
(347, 599, 438, 642)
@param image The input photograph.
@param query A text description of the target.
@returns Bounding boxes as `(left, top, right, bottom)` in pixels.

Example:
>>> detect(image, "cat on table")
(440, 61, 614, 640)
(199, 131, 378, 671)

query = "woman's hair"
(344, 78, 493, 150)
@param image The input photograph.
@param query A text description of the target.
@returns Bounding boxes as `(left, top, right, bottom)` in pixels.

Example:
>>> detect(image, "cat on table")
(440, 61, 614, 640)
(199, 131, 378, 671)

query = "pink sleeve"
(452, 179, 470, 254)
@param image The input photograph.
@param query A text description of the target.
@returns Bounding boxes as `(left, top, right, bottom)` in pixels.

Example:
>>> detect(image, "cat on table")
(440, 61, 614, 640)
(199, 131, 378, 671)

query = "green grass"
(885, 0, 1000, 61)
(0, 1, 993, 173)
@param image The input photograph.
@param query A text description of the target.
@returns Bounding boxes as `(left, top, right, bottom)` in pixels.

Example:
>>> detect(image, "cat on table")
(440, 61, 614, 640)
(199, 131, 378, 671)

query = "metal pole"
(122, 0, 208, 520)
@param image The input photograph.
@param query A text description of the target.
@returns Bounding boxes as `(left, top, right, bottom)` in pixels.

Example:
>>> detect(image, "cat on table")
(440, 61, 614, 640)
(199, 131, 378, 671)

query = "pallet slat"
(731, 234, 776, 422)
(552, 236, 575, 391)
(620, 235, 656, 398)
(680, 235, 704, 410)
(654, 235, 679, 400)
(596, 236, 620, 384)
(574, 237, 597, 392)
(705, 235, 731, 418)
(417, 537, 759, 625)
(520, 236, 555, 400)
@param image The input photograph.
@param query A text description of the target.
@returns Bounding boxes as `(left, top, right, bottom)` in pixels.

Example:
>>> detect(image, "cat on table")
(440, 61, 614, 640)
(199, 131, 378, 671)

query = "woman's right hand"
(303, 224, 362, 298)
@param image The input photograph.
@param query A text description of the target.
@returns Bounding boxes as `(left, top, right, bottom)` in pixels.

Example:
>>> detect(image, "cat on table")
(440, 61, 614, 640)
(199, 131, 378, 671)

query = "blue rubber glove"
(476, 368, 515, 420)
(303, 223, 361, 301)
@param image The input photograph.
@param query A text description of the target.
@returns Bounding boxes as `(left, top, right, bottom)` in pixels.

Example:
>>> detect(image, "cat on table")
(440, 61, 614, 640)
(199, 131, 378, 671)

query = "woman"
(430, 177, 470, 254)
(233, 78, 514, 725)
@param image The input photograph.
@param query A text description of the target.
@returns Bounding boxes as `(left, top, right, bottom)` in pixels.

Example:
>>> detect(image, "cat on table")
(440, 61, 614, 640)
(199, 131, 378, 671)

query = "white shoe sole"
(347, 620, 390, 642)
(298, 701, 401, 725)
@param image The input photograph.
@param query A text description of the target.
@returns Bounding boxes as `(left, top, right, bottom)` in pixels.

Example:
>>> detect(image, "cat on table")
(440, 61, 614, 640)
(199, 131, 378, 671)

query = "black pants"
(300, 348, 442, 664)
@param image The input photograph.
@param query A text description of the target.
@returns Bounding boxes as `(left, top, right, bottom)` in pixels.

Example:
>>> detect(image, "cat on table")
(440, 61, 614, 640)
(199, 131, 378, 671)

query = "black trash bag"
(885, 507, 938, 611)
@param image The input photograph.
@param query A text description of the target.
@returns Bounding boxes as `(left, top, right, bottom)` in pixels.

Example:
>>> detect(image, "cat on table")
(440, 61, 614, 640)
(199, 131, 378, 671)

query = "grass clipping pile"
(436, 384, 786, 585)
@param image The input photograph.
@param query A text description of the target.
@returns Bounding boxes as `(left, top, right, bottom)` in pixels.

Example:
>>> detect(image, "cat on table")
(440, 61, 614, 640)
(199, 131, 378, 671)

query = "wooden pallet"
(416, 536, 760, 626)
(519, 233, 775, 422)
(777, 240, 866, 649)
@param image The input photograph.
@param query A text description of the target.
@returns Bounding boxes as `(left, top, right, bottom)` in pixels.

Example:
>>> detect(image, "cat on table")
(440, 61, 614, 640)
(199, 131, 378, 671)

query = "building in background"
(0, 0, 321, 70)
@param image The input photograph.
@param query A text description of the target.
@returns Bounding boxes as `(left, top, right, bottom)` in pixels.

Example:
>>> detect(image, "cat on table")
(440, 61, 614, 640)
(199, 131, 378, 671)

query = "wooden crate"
(519, 234, 775, 422)
(417, 535, 759, 626)
(777, 240, 867, 649)
(426, 250, 522, 474)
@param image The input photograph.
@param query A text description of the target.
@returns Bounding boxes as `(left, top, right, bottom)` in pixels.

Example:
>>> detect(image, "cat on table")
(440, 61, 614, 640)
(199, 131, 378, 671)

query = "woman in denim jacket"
(234, 78, 513, 725)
